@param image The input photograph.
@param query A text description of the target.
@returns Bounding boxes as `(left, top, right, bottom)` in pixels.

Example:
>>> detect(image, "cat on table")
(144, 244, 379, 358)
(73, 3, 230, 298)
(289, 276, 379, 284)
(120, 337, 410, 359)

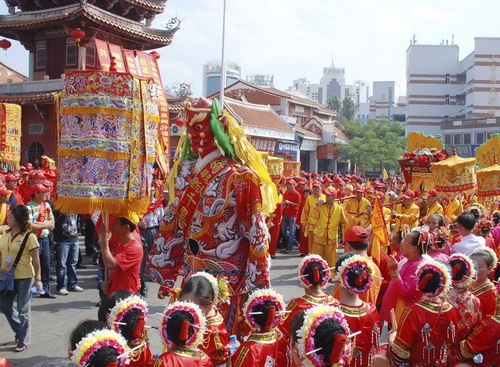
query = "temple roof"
(0, 3, 179, 50)
(0, 91, 57, 104)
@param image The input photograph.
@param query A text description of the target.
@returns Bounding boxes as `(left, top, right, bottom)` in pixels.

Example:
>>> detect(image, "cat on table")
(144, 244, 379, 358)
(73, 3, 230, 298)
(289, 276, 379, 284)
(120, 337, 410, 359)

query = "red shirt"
(108, 238, 143, 296)
(282, 189, 301, 218)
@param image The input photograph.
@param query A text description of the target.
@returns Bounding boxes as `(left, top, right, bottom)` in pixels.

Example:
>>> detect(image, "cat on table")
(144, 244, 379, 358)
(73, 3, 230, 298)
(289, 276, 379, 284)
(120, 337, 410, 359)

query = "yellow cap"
(124, 212, 141, 225)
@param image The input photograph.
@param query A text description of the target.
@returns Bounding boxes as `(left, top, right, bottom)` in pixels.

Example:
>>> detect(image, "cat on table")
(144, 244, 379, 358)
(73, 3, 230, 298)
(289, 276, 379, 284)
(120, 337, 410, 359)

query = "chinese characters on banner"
(136, 51, 153, 78)
(317, 143, 338, 159)
(249, 137, 276, 155)
(94, 39, 111, 71)
(122, 49, 139, 76)
(107, 44, 126, 72)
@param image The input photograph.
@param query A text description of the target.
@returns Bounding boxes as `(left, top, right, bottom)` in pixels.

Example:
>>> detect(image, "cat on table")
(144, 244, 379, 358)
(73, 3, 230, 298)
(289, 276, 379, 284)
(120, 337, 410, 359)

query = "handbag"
(0, 232, 32, 296)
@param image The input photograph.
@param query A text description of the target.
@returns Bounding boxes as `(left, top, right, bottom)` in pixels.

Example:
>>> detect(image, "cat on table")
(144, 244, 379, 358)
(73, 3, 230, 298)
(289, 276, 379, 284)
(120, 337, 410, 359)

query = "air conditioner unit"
(170, 124, 182, 136)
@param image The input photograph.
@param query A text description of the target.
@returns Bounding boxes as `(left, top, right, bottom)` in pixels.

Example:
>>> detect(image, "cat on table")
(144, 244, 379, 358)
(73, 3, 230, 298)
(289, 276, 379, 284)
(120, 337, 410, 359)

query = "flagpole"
(220, 0, 227, 108)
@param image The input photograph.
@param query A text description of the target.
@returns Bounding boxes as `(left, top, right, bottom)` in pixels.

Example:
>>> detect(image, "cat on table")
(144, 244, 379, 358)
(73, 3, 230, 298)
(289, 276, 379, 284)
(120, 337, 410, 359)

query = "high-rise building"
(369, 81, 406, 122)
(203, 61, 241, 97)
(246, 74, 274, 87)
(406, 37, 500, 141)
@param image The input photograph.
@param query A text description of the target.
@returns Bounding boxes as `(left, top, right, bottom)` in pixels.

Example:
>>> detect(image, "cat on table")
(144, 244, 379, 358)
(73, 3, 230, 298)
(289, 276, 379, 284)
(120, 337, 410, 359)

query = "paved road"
(0, 244, 307, 366)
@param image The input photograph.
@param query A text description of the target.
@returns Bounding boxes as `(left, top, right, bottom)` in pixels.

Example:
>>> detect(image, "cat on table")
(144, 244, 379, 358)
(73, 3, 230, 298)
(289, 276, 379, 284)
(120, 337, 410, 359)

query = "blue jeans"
(139, 226, 158, 278)
(0, 277, 33, 345)
(38, 236, 51, 294)
(56, 241, 79, 291)
(281, 216, 297, 251)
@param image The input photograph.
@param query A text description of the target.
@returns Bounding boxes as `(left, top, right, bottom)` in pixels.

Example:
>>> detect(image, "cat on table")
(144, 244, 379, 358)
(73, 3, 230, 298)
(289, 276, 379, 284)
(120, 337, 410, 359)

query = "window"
(445, 73, 450, 84)
(444, 94, 450, 105)
(86, 44, 96, 67)
(66, 38, 77, 67)
(444, 115, 449, 120)
(463, 133, 471, 144)
(444, 134, 451, 145)
(29, 123, 43, 135)
(453, 134, 461, 145)
(476, 132, 484, 144)
(35, 41, 46, 69)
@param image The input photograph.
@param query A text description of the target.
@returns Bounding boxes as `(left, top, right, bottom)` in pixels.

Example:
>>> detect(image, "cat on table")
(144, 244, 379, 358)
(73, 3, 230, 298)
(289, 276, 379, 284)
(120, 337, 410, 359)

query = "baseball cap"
(5, 173, 18, 182)
(344, 226, 369, 243)
(31, 183, 51, 194)
(312, 180, 322, 187)
(325, 188, 337, 197)
(355, 184, 365, 193)
(402, 190, 415, 199)
(427, 189, 438, 197)
(0, 186, 11, 196)
(286, 179, 297, 186)
(19, 166, 26, 171)
(25, 163, 33, 171)
(345, 184, 354, 192)
(34, 171, 46, 180)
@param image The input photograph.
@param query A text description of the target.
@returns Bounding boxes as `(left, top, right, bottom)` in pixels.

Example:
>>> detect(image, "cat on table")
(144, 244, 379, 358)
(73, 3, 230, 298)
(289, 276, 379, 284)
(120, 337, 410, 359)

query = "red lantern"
(150, 51, 160, 60)
(174, 119, 184, 127)
(70, 28, 86, 47)
(0, 39, 11, 51)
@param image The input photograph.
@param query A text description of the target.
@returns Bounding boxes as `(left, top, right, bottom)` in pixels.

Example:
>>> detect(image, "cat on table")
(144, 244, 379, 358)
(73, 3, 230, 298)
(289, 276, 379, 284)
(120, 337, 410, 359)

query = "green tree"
(337, 119, 405, 172)
(341, 97, 356, 120)
(326, 95, 342, 113)
(337, 118, 363, 140)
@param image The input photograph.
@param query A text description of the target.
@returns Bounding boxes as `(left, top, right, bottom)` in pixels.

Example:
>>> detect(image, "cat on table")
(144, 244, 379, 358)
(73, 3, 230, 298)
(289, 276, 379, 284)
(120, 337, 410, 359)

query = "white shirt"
(451, 234, 486, 255)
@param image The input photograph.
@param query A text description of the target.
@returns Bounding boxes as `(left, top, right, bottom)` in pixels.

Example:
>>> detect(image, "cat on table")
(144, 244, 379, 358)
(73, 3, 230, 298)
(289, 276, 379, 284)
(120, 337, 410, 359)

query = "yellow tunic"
(427, 202, 444, 216)
(301, 193, 326, 236)
(394, 203, 420, 232)
(343, 197, 371, 228)
(445, 199, 463, 222)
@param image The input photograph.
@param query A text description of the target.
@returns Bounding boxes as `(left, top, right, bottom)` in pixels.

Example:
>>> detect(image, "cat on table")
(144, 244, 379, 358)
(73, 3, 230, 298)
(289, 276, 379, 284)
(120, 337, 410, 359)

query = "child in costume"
(69, 320, 130, 366)
(448, 253, 481, 343)
(470, 247, 499, 319)
(154, 301, 212, 367)
(179, 272, 230, 367)
(289, 305, 353, 367)
(334, 253, 381, 367)
(280, 254, 339, 339)
(106, 294, 152, 367)
(231, 288, 288, 367)
(455, 281, 500, 366)
(389, 259, 460, 367)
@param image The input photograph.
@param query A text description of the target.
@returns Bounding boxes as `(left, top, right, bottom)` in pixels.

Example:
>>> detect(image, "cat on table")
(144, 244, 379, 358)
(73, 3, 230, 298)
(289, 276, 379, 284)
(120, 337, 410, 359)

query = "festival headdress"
(448, 253, 476, 289)
(334, 255, 375, 294)
(107, 295, 148, 336)
(416, 259, 451, 299)
(471, 246, 498, 270)
(167, 98, 278, 216)
(298, 254, 330, 288)
(243, 288, 285, 331)
(190, 271, 230, 304)
(474, 217, 493, 236)
(296, 305, 352, 367)
(161, 301, 206, 348)
(70, 329, 129, 367)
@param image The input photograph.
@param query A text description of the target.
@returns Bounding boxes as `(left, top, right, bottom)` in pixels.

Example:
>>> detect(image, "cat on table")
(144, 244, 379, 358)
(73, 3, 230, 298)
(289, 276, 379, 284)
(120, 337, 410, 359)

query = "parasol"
(476, 136, 500, 204)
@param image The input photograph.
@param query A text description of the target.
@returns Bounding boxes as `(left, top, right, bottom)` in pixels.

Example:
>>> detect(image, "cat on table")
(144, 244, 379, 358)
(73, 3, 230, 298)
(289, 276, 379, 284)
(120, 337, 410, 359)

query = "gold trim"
(247, 330, 277, 343)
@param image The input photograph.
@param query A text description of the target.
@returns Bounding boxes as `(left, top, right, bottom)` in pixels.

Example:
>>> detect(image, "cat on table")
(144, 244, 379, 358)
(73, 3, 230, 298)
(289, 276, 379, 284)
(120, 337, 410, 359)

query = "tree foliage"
(341, 97, 356, 120)
(337, 119, 405, 172)
(326, 95, 342, 113)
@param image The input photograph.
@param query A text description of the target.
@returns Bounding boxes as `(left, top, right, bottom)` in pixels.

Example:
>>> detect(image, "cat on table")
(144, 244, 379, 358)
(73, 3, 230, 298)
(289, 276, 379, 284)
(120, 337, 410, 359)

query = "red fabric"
(199, 311, 230, 366)
(108, 238, 143, 296)
(268, 202, 283, 257)
(449, 290, 481, 347)
(18, 183, 32, 205)
(231, 330, 287, 367)
(153, 350, 213, 367)
(12, 189, 23, 205)
(373, 251, 391, 308)
(128, 344, 152, 367)
(299, 229, 308, 255)
(457, 316, 500, 366)
(341, 302, 381, 367)
(472, 281, 499, 319)
(282, 189, 301, 218)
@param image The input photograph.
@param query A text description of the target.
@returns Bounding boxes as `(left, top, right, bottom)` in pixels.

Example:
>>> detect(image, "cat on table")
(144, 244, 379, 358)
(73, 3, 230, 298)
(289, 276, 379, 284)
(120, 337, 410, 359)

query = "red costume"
(231, 329, 287, 367)
(448, 289, 481, 342)
(268, 200, 283, 257)
(391, 300, 460, 367)
(153, 349, 213, 367)
(128, 344, 152, 367)
(340, 302, 381, 367)
(200, 310, 230, 366)
(280, 293, 339, 339)
(471, 280, 499, 319)
(457, 315, 500, 366)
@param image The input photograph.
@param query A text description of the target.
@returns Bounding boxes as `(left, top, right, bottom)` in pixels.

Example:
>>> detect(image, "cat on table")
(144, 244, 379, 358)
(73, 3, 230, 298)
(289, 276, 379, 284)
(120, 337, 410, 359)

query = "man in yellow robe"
(426, 189, 444, 216)
(393, 190, 420, 232)
(444, 196, 463, 223)
(300, 181, 326, 253)
(343, 184, 370, 228)
(310, 188, 351, 271)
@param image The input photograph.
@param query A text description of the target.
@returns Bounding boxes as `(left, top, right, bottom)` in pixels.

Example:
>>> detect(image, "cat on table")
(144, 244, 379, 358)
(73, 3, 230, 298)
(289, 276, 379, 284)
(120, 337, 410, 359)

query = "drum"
(372, 343, 393, 367)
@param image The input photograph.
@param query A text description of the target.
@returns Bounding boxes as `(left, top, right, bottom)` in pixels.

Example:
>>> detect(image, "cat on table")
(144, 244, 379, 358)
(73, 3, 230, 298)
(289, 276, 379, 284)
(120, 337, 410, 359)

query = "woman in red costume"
(154, 301, 212, 367)
(289, 305, 353, 367)
(280, 254, 339, 339)
(389, 259, 460, 367)
(179, 272, 230, 366)
(334, 253, 381, 367)
(105, 294, 152, 367)
(470, 247, 498, 319)
(448, 254, 481, 344)
(231, 288, 287, 367)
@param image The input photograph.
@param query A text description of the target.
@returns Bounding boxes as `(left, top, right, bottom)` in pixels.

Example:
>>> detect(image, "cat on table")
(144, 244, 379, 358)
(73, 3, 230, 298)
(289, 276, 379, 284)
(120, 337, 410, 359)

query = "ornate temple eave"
(0, 3, 179, 50)
(0, 91, 57, 105)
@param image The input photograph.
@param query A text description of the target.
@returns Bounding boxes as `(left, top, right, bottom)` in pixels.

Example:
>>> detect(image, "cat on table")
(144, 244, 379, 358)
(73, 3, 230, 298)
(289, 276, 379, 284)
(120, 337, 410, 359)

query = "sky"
(1, 0, 500, 98)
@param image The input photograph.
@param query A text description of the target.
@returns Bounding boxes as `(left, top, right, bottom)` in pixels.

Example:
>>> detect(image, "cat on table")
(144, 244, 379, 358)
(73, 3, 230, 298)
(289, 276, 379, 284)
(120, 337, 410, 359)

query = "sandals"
(14, 344, 26, 352)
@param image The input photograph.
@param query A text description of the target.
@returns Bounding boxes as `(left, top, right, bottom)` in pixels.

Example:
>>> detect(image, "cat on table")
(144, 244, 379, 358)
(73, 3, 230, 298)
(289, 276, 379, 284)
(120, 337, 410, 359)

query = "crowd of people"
(0, 159, 499, 366)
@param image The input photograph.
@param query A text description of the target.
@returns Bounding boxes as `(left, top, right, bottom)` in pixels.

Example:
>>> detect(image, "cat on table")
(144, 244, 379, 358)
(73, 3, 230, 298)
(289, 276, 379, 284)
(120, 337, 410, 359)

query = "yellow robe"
(394, 203, 420, 232)
(301, 193, 326, 236)
(445, 199, 463, 222)
(427, 202, 444, 217)
(343, 197, 371, 228)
